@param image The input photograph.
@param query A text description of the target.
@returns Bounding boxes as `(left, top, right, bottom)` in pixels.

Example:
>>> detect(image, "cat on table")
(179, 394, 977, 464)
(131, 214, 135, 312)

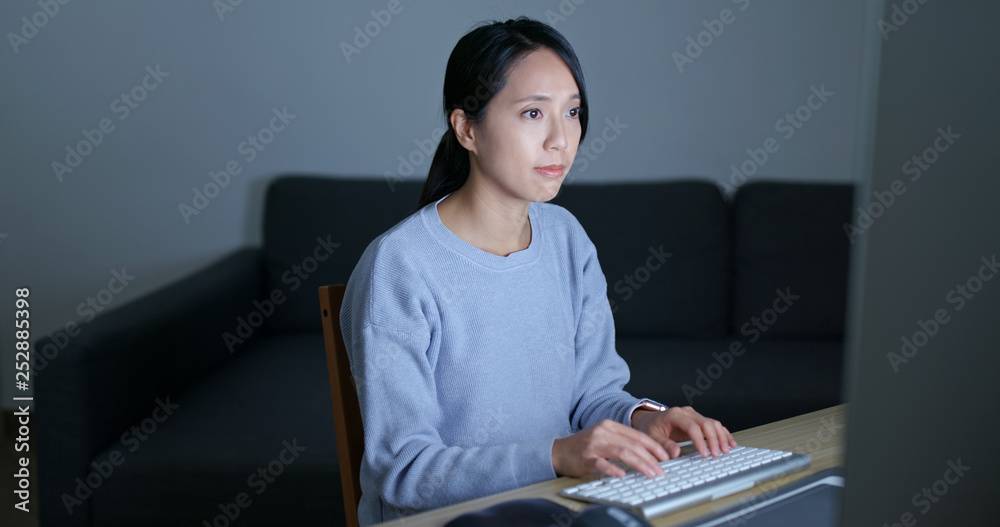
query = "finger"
(661, 438, 682, 459)
(614, 444, 664, 478)
(643, 423, 681, 460)
(713, 422, 734, 454)
(593, 422, 665, 477)
(685, 421, 711, 457)
(594, 457, 626, 479)
(700, 420, 722, 457)
(627, 425, 671, 462)
(606, 419, 670, 462)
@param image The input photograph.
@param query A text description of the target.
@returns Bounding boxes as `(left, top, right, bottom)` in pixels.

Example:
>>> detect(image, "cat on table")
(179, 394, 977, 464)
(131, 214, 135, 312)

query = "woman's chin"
(533, 178, 565, 203)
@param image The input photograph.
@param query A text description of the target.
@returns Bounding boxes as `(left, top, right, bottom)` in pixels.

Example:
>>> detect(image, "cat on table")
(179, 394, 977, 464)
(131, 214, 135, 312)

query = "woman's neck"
(436, 179, 532, 257)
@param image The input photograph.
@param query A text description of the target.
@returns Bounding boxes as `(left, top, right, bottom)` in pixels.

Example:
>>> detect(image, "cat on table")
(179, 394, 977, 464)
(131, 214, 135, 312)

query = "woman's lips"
(534, 165, 564, 178)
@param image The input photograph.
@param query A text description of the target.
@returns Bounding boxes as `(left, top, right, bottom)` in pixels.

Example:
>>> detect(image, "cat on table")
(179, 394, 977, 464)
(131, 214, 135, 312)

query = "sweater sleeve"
(341, 243, 557, 516)
(568, 233, 643, 431)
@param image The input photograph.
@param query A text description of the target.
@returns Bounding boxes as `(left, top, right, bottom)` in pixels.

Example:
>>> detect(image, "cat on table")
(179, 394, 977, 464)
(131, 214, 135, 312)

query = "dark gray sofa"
(36, 176, 853, 526)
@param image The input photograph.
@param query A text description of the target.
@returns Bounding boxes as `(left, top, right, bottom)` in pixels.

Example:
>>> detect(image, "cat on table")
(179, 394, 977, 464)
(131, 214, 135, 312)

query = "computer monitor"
(840, 0, 999, 524)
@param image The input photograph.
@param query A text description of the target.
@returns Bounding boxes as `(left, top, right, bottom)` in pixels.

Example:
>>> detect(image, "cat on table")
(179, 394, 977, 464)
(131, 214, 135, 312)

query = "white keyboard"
(559, 446, 811, 518)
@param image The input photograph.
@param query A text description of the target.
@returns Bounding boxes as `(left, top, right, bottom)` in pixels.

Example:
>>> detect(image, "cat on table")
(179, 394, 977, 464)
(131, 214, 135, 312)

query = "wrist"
(630, 409, 658, 431)
(629, 399, 668, 430)
(551, 436, 565, 476)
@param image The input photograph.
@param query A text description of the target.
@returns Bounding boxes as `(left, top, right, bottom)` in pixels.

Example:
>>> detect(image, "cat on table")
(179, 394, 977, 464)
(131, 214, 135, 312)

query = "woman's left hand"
(631, 406, 738, 459)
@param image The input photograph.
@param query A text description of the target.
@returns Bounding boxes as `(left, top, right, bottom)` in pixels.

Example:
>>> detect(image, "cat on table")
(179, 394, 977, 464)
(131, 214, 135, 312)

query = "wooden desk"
(375, 405, 846, 526)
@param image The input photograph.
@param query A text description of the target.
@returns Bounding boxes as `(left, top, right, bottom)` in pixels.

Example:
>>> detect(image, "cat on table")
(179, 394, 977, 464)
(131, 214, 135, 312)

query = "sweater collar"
(421, 194, 542, 270)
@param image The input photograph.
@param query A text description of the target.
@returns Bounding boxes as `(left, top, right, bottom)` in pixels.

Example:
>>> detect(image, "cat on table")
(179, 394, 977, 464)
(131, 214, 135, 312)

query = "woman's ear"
(450, 108, 477, 154)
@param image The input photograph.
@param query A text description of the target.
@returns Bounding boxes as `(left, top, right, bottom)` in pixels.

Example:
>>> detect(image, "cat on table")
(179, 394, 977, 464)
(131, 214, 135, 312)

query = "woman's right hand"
(552, 419, 671, 479)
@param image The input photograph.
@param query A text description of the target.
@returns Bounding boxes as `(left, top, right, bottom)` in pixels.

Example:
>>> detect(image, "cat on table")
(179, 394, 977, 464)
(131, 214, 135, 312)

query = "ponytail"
(417, 16, 589, 209)
(419, 126, 469, 208)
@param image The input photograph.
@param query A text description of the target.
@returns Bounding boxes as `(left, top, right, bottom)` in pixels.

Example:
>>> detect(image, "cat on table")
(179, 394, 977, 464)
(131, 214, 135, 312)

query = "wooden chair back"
(318, 284, 364, 527)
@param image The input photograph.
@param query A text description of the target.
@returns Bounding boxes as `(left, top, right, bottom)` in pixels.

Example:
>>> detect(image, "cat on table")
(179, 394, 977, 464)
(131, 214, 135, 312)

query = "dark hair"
(418, 16, 589, 208)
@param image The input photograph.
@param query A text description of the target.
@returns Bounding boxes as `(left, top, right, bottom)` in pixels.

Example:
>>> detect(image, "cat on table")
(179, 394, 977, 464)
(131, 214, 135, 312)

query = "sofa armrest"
(37, 247, 264, 525)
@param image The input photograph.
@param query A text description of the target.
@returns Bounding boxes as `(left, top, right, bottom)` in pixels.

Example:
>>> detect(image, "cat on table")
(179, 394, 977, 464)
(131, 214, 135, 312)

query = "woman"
(341, 16, 737, 525)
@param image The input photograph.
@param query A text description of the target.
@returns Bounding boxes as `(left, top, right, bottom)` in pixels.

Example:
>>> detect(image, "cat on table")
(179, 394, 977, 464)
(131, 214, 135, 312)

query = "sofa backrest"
(551, 181, 731, 338)
(730, 182, 854, 339)
(261, 176, 854, 339)
(262, 176, 424, 332)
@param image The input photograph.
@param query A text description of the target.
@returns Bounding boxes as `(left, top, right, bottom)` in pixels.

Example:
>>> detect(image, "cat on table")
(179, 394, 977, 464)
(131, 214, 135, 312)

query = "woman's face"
(461, 47, 582, 205)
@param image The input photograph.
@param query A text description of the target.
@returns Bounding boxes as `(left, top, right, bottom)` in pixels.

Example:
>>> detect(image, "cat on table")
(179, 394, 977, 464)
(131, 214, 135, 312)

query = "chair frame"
(319, 284, 364, 527)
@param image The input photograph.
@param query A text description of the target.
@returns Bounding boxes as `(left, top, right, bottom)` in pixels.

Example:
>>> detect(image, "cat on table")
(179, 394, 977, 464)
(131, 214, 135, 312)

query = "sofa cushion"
(616, 337, 843, 432)
(262, 177, 424, 332)
(551, 181, 731, 338)
(90, 332, 342, 526)
(731, 182, 854, 338)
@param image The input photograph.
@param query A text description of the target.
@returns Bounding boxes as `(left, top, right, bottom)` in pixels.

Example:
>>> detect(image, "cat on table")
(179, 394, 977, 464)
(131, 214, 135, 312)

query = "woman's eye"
(524, 109, 541, 119)
(568, 107, 581, 118)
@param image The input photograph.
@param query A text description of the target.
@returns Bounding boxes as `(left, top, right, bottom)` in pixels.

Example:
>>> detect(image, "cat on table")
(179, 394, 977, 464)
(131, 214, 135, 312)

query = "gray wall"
(0, 0, 869, 408)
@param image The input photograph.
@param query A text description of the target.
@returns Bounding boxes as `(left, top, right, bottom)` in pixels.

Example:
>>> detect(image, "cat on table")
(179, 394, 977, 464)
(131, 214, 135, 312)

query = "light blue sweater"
(341, 195, 645, 526)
